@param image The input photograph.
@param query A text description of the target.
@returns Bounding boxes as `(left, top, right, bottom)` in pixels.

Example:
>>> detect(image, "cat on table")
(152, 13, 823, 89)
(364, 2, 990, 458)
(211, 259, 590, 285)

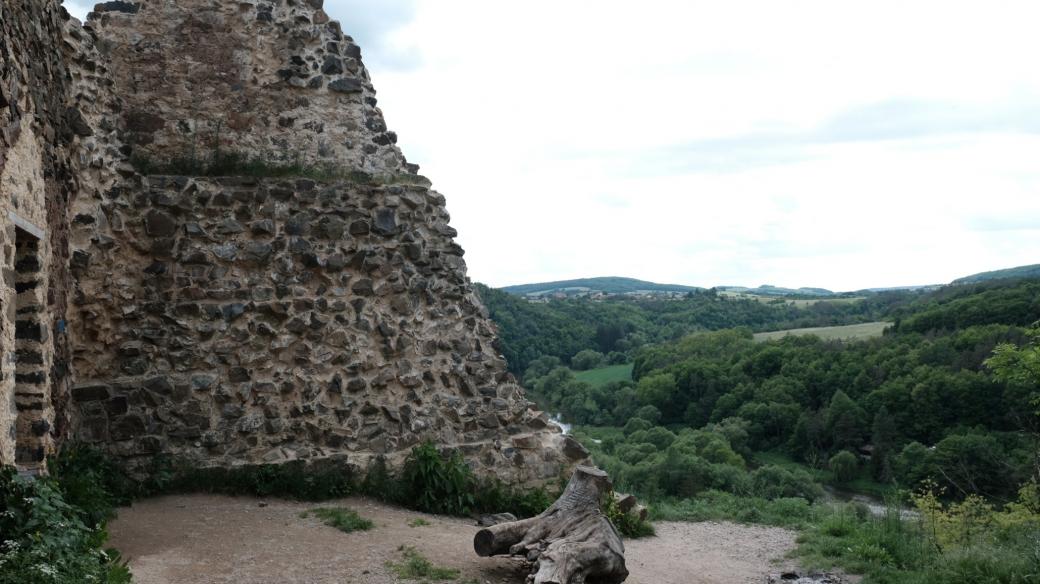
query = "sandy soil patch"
(108, 494, 797, 583)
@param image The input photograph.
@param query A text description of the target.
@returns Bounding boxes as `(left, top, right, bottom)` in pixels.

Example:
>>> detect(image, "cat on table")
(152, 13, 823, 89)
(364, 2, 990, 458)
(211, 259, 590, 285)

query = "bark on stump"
(474, 465, 628, 584)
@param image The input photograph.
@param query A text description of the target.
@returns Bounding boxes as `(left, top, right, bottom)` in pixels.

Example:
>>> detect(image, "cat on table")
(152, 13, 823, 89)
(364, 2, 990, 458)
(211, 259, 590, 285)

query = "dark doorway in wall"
(12, 226, 47, 468)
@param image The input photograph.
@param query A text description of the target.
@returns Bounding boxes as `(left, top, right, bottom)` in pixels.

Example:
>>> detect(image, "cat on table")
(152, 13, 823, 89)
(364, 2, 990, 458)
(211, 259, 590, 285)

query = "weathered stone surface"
(0, 0, 581, 486)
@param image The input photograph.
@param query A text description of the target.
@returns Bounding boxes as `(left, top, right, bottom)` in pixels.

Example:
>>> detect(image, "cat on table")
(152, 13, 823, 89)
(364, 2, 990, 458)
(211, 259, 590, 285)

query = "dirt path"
(108, 494, 797, 584)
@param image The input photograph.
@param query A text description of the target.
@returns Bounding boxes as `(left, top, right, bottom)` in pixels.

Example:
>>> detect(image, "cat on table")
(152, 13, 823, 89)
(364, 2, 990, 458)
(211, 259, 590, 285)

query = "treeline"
(893, 279, 1040, 333)
(476, 284, 911, 375)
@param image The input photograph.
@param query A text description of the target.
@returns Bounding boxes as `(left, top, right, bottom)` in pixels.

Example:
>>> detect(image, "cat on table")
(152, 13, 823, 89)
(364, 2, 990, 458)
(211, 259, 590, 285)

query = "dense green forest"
(952, 262, 1040, 285)
(477, 284, 913, 375)
(488, 277, 1040, 583)
(500, 276, 700, 296)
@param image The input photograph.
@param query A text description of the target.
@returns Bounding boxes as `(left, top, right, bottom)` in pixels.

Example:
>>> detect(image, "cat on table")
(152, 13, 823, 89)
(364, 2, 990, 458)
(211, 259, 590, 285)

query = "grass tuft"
(300, 507, 374, 533)
(387, 545, 461, 581)
(409, 517, 432, 527)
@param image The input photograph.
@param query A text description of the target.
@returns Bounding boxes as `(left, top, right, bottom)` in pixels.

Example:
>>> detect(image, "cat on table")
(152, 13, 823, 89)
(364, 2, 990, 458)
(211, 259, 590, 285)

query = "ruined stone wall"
(0, 0, 580, 484)
(69, 173, 580, 482)
(62, 1, 581, 482)
(87, 0, 414, 175)
(0, 0, 90, 467)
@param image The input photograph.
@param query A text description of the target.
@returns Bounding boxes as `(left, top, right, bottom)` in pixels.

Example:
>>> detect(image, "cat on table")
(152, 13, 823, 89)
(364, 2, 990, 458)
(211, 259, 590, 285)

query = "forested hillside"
(489, 277, 1040, 583)
(500, 276, 700, 296)
(952, 263, 1040, 285)
(477, 284, 912, 375)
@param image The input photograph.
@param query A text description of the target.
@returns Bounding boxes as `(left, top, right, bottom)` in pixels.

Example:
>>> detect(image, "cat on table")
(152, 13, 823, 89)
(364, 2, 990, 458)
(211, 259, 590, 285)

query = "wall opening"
(13, 226, 47, 468)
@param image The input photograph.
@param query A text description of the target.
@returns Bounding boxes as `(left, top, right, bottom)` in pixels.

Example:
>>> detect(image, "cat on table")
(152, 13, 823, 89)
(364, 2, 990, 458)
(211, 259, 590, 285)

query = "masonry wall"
(0, 0, 86, 467)
(64, 1, 581, 482)
(0, 0, 579, 483)
(88, 0, 415, 175)
(70, 174, 581, 482)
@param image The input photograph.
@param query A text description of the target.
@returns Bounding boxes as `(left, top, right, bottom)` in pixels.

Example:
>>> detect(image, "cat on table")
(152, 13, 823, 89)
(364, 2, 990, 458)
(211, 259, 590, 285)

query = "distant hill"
(717, 285, 836, 297)
(501, 277, 701, 296)
(952, 263, 1040, 285)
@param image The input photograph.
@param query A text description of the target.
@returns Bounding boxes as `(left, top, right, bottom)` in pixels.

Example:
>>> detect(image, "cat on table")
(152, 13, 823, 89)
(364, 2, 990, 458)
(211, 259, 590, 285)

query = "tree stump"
(474, 465, 628, 584)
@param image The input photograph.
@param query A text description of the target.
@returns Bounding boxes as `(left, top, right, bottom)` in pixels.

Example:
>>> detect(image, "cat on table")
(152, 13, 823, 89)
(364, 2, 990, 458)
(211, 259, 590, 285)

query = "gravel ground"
(108, 494, 798, 584)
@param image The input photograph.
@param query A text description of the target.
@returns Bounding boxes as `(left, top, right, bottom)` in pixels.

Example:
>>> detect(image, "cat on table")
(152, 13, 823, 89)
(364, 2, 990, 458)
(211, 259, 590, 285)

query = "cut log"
(474, 465, 628, 584)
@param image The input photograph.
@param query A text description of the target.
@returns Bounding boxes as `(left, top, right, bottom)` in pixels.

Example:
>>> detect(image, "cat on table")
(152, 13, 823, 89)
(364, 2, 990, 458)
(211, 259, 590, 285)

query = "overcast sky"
(65, 1, 1040, 291)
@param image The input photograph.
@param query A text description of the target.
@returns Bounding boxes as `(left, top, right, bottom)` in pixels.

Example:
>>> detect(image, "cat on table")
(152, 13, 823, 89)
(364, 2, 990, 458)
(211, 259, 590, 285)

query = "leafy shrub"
(828, 450, 858, 484)
(399, 442, 475, 516)
(471, 479, 553, 519)
(0, 467, 129, 584)
(750, 465, 824, 502)
(601, 492, 654, 538)
(572, 349, 606, 370)
(47, 443, 131, 527)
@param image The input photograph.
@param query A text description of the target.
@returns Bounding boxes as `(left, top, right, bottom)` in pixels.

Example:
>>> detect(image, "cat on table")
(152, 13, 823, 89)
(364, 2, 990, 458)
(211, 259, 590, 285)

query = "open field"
(720, 291, 865, 307)
(574, 363, 634, 386)
(753, 321, 890, 342)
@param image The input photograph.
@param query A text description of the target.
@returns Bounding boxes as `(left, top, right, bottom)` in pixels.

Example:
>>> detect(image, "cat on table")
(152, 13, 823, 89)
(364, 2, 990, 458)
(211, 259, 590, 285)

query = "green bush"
(829, 450, 859, 484)
(750, 465, 824, 502)
(572, 349, 606, 370)
(399, 442, 476, 516)
(0, 467, 129, 584)
(602, 492, 655, 538)
(471, 479, 553, 519)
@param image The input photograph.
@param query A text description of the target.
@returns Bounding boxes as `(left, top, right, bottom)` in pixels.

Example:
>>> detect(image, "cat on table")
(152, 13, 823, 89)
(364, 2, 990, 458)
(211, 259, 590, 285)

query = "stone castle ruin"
(0, 0, 583, 483)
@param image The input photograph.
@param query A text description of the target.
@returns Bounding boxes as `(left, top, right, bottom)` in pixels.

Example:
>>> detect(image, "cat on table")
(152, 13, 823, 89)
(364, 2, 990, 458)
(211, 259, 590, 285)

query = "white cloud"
(357, 0, 1040, 290)
(63, 0, 1040, 290)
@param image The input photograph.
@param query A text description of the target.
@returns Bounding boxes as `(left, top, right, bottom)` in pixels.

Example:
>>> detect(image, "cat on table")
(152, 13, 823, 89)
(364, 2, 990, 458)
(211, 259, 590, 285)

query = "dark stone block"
(110, 415, 146, 441)
(215, 219, 246, 235)
(15, 371, 46, 384)
(16, 349, 43, 365)
(71, 250, 91, 271)
(352, 278, 374, 296)
(328, 78, 363, 93)
(145, 210, 177, 237)
(94, 1, 140, 13)
(78, 417, 109, 443)
(15, 320, 41, 341)
(229, 367, 251, 382)
(104, 396, 129, 416)
(373, 209, 397, 234)
(222, 303, 246, 321)
(145, 376, 173, 394)
(66, 106, 93, 136)
(251, 219, 276, 235)
(322, 56, 344, 75)
(15, 255, 41, 273)
(124, 110, 164, 133)
(243, 242, 273, 265)
(136, 436, 163, 453)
